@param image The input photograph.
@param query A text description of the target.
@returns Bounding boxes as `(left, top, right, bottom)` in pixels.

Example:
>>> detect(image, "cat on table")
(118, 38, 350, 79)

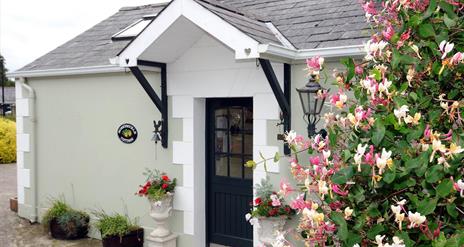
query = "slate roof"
(18, 4, 167, 71)
(194, 0, 281, 45)
(216, 0, 370, 49)
(16, 0, 369, 73)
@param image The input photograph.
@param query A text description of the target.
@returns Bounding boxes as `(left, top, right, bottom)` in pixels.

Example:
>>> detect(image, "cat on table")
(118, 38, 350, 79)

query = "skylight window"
(112, 19, 152, 40)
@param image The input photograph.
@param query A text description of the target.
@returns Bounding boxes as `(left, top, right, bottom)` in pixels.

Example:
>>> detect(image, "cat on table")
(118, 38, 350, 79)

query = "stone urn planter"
(149, 193, 174, 238)
(257, 216, 287, 246)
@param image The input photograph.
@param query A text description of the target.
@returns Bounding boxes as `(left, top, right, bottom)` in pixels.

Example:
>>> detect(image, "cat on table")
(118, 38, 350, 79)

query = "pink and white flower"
(439, 40, 454, 59)
(394, 105, 409, 124)
(455, 179, 464, 197)
(408, 211, 426, 228)
(451, 52, 464, 65)
(270, 194, 281, 206)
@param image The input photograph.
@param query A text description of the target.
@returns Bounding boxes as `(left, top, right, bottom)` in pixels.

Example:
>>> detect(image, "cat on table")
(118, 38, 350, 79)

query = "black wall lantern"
(296, 74, 327, 137)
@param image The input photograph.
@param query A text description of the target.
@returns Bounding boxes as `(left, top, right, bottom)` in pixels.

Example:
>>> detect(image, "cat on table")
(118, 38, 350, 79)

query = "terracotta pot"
(149, 193, 174, 238)
(257, 217, 287, 246)
(49, 216, 89, 240)
(101, 228, 144, 247)
(10, 197, 18, 212)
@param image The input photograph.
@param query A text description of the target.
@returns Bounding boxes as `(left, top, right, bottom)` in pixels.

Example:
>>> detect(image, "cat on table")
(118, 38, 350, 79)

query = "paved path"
(0, 164, 101, 247)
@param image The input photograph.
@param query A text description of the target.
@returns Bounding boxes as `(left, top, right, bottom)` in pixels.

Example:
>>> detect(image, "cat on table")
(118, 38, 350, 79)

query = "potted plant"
(42, 199, 90, 240)
(245, 178, 295, 246)
(94, 211, 143, 247)
(136, 169, 176, 238)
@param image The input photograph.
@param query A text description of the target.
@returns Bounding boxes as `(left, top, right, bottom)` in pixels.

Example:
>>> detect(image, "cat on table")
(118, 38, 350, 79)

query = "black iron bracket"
(258, 59, 291, 155)
(129, 59, 168, 148)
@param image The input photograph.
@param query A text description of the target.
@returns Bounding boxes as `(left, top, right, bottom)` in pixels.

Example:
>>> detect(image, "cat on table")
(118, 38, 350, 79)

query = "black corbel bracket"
(258, 59, 291, 155)
(129, 60, 168, 148)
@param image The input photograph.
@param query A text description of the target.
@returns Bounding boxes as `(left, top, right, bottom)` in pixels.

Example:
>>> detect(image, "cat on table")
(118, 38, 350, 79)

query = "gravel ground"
(0, 164, 101, 247)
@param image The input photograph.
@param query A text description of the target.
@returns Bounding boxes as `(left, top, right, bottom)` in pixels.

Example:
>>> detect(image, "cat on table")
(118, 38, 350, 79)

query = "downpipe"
(19, 78, 38, 223)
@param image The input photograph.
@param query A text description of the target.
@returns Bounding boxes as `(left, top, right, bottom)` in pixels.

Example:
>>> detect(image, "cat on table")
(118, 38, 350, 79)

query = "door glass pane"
(215, 131, 228, 153)
(244, 155, 253, 180)
(230, 155, 243, 178)
(244, 134, 253, 155)
(215, 154, 228, 177)
(215, 108, 228, 129)
(229, 108, 242, 134)
(244, 107, 253, 130)
(230, 133, 242, 154)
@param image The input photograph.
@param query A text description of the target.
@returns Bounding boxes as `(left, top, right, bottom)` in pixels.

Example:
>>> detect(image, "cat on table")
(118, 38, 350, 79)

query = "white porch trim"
(116, 0, 261, 67)
(7, 65, 127, 79)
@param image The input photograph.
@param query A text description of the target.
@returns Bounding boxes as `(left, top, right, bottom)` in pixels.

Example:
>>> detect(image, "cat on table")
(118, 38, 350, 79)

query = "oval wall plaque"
(117, 123, 138, 144)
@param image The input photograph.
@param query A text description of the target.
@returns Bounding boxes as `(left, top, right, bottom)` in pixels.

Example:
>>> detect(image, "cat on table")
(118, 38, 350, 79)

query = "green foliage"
(254, 177, 274, 199)
(42, 198, 89, 233)
(0, 118, 16, 163)
(93, 211, 139, 238)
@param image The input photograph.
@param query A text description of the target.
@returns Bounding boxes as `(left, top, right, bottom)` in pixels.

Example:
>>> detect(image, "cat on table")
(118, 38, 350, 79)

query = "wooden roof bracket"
(129, 60, 168, 148)
(258, 59, 291, 155)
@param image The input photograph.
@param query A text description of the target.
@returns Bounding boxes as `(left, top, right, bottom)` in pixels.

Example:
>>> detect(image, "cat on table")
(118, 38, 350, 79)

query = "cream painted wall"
(22, 71, 196, 245)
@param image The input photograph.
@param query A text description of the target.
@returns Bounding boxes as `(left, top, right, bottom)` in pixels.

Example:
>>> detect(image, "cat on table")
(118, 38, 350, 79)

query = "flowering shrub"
(246, 179, 295, 225)
(0, 118, 16, 164)
(136, 169, 176, 201)
(249, 0, 464, 246)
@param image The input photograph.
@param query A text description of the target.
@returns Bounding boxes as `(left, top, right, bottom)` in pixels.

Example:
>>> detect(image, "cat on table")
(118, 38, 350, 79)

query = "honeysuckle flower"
(318, 180, 329, 198)
(290, 193, 312, 210)
(271, 194, 282, 206)
(353, 244, 360, 247)
(446, 143, 464, 157)
(378, 79, 392, 97)
(375, 235, 386, 246)
(382, 24, 395, 41)
(394, 105, 409, 124)
(410, 44, 422, 59)
(439, 40, 454, 59)
(376, 148, 393, 174)
(364, 40, 388, 61)
(455, 179, 464, 197)
(306, 56, 324, 72)
(322, 150, 331, 160)
(332, 184, 349, 196)
(391, 205, 401, 215)
(397, 199, 407, 206)
(285, 130, 297, 144)
(391, 236, 405, 247)
(404, 112, 421, 125)
(354, 143, 368, 171)
(450, 52, 464, 65)
(408, 211, 426, 228)
(279, 180, 294, 197)
(431, 139, 447, 162)
(330, 91, 348, 109)
(362, 0, 377, 20)
(344, 207, 353, 219)
(406, 67, 415, 86)
(437, 156, 450, 169)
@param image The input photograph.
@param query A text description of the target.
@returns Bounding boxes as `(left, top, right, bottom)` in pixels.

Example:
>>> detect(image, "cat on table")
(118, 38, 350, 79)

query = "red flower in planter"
(268, 208, 278, 216)
(162, 175, 169, 181)
(254, 197, 262, 206)
(162, 183, 169, 189)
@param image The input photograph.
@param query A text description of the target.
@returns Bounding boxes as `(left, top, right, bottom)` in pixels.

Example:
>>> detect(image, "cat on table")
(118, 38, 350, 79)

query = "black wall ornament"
(117, 123, 138, 144)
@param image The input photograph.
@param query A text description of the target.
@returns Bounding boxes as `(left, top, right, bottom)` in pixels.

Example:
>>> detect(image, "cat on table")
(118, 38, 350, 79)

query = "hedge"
(0, 118, 16, 163)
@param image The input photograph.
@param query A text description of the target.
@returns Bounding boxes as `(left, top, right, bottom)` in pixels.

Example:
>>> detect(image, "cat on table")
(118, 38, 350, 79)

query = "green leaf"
(409, 14, 422, 27)
(332, 166, 354, 185)
(396, 231, 414, 247)
(426, 165, 444, 183)
(341, 58, 355, 83)
(422, 0, 437, 20)
(443, 14, 456, 28)
(417, 198, 437, 215)
(329, 130, 337, 147)
(436, 178, 453, 198)
(432, 232, 447, 247)
(367, 224, 385, 239)
(418, 23, 436, 38)
(383, 167, 396, 184)
(372, 120, 386, 145)
(273, 152, 280, 163)
(439, 1, 458, 19)
(392, 50, 401, 70)
(446, 203, 458, 218)
(330, 212, 348, 241)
